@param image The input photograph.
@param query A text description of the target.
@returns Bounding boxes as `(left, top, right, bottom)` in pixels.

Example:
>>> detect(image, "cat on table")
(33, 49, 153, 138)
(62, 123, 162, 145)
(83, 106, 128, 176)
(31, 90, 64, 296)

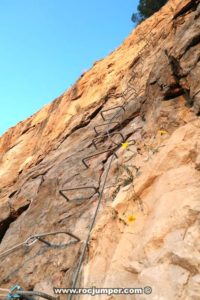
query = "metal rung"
(0, 231, 80, 260)
(82, 149, 118, 169)
(127, 73, 138, 88)
(92, 132, 125, 149)
(59, 186, 99, 202)
(93, 122, 121, 135)
(122, 87, 137, 100)
(126, 139, 137, 146)
(125, 85, 137, 95)
(100, 105, 126, 121)
(33, 231, 80, 247)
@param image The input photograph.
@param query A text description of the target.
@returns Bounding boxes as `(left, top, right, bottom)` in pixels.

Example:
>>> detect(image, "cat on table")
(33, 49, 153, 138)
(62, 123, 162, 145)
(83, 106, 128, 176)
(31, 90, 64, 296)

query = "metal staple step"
(0, 231, 80, 260)
(59, 186, 100, 202)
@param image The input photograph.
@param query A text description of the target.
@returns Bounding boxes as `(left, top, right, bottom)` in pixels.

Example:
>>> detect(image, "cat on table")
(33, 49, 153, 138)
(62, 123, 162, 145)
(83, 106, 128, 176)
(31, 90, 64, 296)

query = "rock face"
(0, 0, 200, 299)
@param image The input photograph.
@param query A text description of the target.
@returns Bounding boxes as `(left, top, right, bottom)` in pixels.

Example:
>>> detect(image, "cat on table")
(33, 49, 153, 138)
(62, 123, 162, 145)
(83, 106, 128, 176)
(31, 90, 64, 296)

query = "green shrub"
(131, 0, 168, 24)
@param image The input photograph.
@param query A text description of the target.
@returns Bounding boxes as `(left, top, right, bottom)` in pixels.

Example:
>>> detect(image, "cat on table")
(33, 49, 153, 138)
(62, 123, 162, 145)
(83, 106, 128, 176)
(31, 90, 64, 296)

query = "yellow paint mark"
(121, 142, 129, 150)
(127, 215, 136, 223)
(158, 130, 168, 136)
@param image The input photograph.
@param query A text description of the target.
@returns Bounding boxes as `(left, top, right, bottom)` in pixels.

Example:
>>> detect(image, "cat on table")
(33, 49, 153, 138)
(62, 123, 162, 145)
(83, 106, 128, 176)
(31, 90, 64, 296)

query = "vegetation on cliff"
(131, 0, 168, 23)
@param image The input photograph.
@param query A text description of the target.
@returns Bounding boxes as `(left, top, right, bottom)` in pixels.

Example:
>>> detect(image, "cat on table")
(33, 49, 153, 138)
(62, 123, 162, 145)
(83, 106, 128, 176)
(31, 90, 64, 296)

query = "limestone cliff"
(0, 0, 200, 299)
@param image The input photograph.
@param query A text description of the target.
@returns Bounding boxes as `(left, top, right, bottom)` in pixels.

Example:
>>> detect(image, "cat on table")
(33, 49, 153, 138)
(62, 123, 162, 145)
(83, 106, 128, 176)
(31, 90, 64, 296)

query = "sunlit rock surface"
(0, 0, 200, 299)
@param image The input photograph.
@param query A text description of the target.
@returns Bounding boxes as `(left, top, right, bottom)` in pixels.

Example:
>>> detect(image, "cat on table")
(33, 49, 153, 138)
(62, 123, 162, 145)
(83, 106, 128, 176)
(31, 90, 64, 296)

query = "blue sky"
(0, 0, 139, 136)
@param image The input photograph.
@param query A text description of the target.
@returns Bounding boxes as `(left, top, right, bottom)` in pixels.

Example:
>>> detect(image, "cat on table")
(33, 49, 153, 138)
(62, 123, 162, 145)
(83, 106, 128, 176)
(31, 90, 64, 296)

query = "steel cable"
(68, 154, 115, 300)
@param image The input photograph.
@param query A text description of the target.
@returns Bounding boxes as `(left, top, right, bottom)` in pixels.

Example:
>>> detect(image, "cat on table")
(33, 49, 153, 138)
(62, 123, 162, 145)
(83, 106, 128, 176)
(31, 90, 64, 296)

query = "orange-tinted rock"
(0, 1, 200, 299)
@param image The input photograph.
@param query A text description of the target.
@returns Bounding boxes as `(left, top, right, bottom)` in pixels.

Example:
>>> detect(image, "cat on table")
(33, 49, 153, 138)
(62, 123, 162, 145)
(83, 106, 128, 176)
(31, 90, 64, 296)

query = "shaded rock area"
(0, 0, 200, 299)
